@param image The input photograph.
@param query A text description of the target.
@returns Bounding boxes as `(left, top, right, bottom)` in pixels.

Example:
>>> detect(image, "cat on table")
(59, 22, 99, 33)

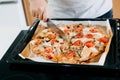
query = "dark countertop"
(0, 61, 120, 80)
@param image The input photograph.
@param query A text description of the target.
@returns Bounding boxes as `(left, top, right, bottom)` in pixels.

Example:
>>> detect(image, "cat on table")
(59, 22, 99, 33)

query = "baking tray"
(3, 18, 120, 74)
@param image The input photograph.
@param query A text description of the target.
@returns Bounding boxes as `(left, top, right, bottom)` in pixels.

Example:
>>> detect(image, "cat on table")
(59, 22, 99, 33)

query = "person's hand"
(29, 0, 49, 21)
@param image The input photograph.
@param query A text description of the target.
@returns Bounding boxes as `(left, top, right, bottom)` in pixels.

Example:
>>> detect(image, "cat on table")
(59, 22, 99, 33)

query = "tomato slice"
(64, 29, 70, 34)
(99, 37, 109, 43)
(50, 39, 57, 44)
(85, 41, 95, 48)
(46, 55, 53, 59)
(76, 33, 84, 38)
(44, 46, 54, 53)
(34, 39, 42, 45)
(48, 34, 56, 39)
(86, 34, 93, 38)
(75, 28, 83, 33)
(66, 50, 75, 59)
(90, 29, 98, 33)
(73, 40, 83, 46)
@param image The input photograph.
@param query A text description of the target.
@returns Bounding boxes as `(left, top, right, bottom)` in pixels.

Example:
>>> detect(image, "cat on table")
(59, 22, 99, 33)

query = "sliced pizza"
(20, 22, 112, 65)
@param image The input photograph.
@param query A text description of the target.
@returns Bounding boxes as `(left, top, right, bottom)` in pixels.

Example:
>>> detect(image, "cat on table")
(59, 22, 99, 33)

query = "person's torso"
(48, 0, 112, 18)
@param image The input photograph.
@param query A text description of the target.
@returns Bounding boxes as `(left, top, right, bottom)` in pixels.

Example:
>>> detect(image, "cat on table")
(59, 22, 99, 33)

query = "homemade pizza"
(20, 22, 113, 64)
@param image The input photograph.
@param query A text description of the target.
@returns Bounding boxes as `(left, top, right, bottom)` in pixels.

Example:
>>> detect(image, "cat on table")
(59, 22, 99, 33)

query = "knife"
(47, 19, 67, 41)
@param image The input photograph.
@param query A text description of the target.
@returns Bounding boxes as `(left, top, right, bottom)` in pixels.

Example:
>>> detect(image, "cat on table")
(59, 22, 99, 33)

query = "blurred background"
(0, 0, 120, 27)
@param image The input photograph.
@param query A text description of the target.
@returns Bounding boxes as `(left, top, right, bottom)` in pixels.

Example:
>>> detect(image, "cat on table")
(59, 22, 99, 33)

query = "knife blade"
(47, 19, 67, 41)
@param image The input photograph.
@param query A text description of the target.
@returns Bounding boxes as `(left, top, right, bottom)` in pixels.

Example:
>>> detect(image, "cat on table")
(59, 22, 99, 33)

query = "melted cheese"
(53, 43, 60, 47)
(92, 33, 104, 39)
(69, 32, 76, 37)
(30, 40, 36, 45)
(90, 47, 98, 52)
(42, 42, 51, 47)
(59, 26, 65, 31)
(41, 29, 49, 33)
(58, 38, 64, 43)
(80, 38, 93, 43)
(83, 28, 91, 35)
(71, 38, 93, 43)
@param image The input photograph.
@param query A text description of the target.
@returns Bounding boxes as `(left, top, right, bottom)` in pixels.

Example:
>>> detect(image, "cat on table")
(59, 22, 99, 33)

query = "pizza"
(20, 23, 113, 64)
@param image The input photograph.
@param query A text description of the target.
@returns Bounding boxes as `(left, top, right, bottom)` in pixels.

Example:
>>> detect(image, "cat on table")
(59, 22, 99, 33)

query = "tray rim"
(4, 18, 118, 70)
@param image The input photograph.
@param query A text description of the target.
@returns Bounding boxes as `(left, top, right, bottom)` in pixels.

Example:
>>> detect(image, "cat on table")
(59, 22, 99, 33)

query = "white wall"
(0, 0, 27, 27)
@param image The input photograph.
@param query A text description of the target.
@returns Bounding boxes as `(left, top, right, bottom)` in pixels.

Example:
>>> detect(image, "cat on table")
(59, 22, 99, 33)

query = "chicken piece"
(80, 46, 92, 61)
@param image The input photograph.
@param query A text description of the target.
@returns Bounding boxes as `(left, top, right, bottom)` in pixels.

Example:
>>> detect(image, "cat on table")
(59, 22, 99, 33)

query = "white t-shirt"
(48, 0, 112, 18)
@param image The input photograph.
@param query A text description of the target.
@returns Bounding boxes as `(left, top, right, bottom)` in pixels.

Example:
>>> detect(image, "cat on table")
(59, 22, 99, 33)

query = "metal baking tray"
(2, 18, 120, 75)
